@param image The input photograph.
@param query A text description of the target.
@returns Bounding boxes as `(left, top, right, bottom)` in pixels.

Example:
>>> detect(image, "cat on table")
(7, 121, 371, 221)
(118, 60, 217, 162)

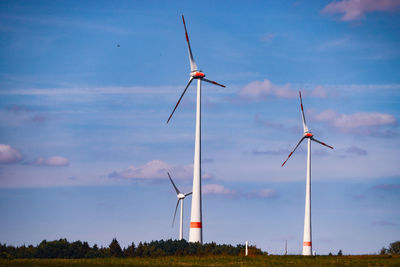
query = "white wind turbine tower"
(167, 15, 225, 244)
(281, 91, 333, 256)
(168, 172, 192, 240)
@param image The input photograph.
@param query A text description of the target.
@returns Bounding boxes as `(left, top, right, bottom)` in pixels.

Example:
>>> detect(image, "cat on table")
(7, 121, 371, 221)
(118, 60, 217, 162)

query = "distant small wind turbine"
(168, 172, 192, 240)
(167, 15, 225, 244)
(285, 240, 287, 256)
(281, 91, 333, 256)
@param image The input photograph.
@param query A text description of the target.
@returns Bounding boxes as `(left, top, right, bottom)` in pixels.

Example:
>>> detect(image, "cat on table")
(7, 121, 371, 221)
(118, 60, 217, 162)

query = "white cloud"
(34, 156, 70, 167)
(253, 189, 279, 199)
(309, 85, 329, 98)
(202, 184, 236, 196)
(315, 110, 397, 129)
(274, 85, 297, 99)
(239, 80, 334, 101)
(109, 160, 194, 180)
(239, 80, 273, 99)
(322, 0, 400, 21)
(238, 79, 295, 100)
(0, 144, 22, 164)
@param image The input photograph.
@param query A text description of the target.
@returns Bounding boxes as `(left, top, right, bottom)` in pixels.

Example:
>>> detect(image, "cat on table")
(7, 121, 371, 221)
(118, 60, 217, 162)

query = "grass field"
(0, 255, 399, 267)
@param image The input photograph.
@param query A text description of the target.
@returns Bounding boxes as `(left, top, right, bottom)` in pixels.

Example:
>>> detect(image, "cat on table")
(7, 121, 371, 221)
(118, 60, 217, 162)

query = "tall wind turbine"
(168, 172, 192, 240)
(167, 15, 225, 243)
(281, 91, 333, 256)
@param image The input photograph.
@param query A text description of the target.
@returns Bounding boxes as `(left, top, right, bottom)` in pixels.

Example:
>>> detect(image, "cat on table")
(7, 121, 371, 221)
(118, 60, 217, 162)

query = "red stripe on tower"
(303, 242, 312, 246)
(190, 222, 202, 228)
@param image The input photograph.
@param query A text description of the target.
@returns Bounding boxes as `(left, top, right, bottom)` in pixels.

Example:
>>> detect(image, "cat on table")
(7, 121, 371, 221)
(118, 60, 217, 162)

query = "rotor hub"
(191, 71, 205, 78)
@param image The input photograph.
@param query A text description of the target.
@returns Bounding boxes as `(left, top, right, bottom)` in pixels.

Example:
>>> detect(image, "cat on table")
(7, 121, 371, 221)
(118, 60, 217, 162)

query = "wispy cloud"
(30, 156, 70, 167)
(322, 0, 400, 21)
(313, 109, 397, 136)
(252, 189, 280, 199)
(318, 37, 350, 51)
(309, 85, 332, 98)
(202, 184, 236, 196)
(109, 160, 195, 180)
(202, 184, 279, 199)
(0, 144, 22, 164)
(238, 80, 334, 101)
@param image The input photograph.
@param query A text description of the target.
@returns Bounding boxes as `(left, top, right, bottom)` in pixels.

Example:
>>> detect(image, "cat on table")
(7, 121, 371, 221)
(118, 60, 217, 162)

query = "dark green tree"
(124, 242, 136, 257)
(388, 241, 400, 254)
(135, 242, 144, 257)
(36, 239, 70, 258)
(109, 238, 123, 257)
(85, 244, 103, 258)
(337, 250, 343, 256)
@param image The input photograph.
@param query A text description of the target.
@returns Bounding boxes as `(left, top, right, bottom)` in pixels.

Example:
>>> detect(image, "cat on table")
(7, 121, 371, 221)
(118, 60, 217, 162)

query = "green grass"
(0, 255, 399, 267)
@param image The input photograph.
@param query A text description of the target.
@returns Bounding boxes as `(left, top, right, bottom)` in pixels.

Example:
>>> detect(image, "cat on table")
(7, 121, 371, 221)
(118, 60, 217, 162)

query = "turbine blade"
(281, 136, 306, 167)
(203, 78, 226, 88)
(311, 137, 333, 149)
(299, 91, 308, 133)
(184, 192, 192, 197)
(172, 199, 180, 227)
(182, 15, 197, 72)
(167, 77, 194, 124)
(167, 172, 180, 194)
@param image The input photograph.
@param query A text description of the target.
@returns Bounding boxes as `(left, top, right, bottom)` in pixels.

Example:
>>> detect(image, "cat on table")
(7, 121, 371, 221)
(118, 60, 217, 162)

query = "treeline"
(0, 238, 264, 259)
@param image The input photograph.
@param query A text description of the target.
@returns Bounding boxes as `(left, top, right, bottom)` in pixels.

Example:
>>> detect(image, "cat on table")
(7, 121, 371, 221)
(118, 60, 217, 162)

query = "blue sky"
(0, 0, 399, 255)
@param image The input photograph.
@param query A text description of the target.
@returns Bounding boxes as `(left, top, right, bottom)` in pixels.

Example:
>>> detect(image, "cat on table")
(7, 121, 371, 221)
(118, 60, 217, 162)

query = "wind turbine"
(167, 15, 225, 243)
(168, 172, 192, 240)
(281, 91, 333, 256)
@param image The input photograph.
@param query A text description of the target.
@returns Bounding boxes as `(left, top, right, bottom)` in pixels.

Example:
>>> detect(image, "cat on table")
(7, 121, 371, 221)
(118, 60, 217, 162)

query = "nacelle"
(191, 71, 205, 78)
